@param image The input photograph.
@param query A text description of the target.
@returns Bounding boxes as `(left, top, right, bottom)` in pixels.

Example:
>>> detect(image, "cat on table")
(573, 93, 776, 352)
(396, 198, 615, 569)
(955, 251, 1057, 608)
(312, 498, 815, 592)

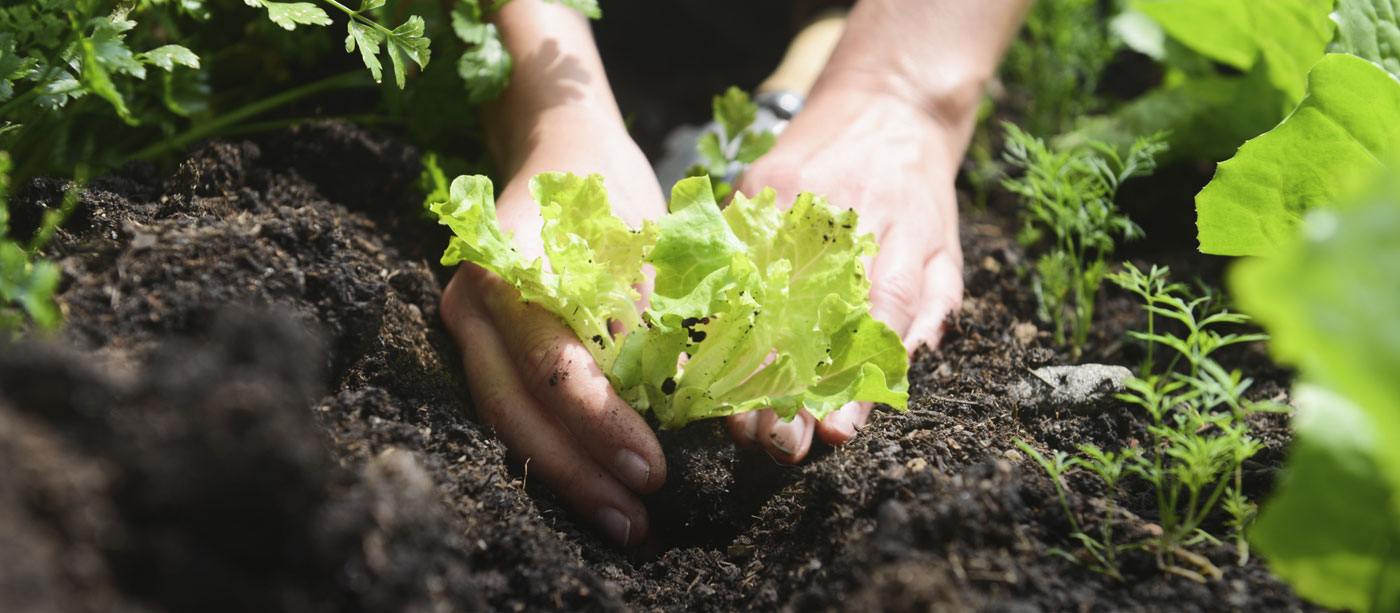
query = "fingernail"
(825, 405, 858, 439)
(613, 449, 651, 492)
(596, 506, 632, 547)
(768, 416, 807, 457)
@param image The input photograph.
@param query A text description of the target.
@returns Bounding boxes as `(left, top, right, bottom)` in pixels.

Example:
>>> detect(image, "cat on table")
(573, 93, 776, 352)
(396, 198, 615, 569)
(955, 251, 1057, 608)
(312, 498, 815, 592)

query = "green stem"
(126, 71, 373, 162)
(1190, 473, 1233, 535)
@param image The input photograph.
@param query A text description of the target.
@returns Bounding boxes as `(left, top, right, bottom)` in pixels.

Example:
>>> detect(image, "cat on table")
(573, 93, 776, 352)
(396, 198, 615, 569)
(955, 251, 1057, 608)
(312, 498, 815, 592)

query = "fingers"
(866, 231, 928, 341)
(473, 267, 666, 495)
(726, 411, 760, 451)
(443, 272, 649, 547)
(815, 401, 872, 446)
(730, 408, 817, 463)
(903, 248, 963, 354)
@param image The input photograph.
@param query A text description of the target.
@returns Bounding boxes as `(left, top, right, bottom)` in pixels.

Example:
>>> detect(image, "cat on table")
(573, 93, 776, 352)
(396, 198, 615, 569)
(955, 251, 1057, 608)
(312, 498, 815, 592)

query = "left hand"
(726, 88, 965, 462)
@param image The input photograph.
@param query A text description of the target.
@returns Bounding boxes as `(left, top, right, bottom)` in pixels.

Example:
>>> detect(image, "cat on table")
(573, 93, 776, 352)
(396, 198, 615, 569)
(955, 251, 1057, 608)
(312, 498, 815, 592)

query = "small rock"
(1012, 321, 1039, 346)
(980, 255, 1002, 274)
(1007, 364, 1133, 414)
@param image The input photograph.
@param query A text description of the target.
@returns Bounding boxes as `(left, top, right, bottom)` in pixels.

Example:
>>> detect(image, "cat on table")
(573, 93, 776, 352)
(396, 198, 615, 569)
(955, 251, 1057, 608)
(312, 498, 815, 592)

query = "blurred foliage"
(1000, 0, 1122, 137)
(0, 0, 596, 336)
(0, 0, 598, 189)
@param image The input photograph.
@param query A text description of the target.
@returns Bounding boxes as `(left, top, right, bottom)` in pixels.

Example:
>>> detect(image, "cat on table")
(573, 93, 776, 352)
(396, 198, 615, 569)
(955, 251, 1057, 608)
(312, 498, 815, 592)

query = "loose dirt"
(1, 122, 1313, 611)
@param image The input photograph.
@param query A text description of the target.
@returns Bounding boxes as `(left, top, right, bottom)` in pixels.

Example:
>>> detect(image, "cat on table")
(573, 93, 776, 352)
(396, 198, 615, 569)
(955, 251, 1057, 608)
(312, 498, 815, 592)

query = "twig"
(1026, 367, 1058, 388)
(929, 394, 980, 406)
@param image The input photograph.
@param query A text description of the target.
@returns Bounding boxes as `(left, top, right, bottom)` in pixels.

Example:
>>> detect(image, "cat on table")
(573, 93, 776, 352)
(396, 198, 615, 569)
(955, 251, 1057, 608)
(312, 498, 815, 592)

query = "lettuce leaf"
(1232, 189, 1400, 612)
(432, 172, 908, 429)
(1330, 0, 1400, 75)
(1196, 53, 1400, 255)
(1130, 0, 1334, 103)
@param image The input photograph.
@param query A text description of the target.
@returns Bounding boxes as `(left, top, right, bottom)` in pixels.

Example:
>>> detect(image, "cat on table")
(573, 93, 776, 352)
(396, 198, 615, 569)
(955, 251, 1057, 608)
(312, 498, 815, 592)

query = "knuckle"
(871, 269, 923, 313)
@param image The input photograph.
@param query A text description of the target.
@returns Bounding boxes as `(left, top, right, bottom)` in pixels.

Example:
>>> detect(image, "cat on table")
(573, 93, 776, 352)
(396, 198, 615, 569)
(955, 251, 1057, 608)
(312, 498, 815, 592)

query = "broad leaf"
(142, 44, 199, 71)
(1131, 0, 1334, 102)
(345, 22, 384, 84)
(1250, 386, 1400, 613)
(457, 22, 510, 103)
(248, 0, 333, 30)
(1234, 189, 1400, 612)
(1197, 53, 1400, 255)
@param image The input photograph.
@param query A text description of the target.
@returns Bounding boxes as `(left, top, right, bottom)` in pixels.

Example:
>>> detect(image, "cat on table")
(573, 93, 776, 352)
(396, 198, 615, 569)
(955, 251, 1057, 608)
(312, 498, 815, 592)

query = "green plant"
(1195, 9, 1400, 609)
(999, 0, 1121, 136)
(1067, 0, 1335, 161)
(1113, 264, 1271, 579)
(686, 86, 776, 203)
(1022, 265, 1272, 581)
(1196, 52, 1399, 256)
(1001, 124, 1165, 355)
(1106, 262, 1183, 373)
(0, 153, 80, 335)
(429, 172, 908, 429)
(0, 0, 597, 187)
(1232, 179, 1400, 613)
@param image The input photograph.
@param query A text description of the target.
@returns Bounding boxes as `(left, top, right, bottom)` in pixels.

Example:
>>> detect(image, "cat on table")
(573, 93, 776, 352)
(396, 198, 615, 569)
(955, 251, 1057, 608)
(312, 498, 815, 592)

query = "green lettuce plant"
(430, 172, 908, 429)
(1183, 6, 1400, 608)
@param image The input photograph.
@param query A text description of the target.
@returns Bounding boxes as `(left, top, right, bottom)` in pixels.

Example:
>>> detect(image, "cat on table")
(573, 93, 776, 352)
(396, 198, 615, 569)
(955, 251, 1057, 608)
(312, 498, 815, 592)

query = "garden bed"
(0, 122, 1314, 611)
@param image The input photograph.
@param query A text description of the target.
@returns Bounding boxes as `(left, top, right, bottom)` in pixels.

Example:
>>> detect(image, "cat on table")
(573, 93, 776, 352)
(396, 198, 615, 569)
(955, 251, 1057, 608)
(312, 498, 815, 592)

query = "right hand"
(438, 111, 668, 548)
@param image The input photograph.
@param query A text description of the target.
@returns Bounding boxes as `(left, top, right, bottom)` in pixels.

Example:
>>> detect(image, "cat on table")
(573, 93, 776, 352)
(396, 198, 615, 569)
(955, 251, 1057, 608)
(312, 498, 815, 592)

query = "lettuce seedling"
(431, 172, 908, 429)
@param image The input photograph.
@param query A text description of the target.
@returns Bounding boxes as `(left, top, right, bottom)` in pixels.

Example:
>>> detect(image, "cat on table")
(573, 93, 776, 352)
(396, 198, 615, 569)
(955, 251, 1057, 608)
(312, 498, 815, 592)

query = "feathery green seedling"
(1107, 263, 1186, 373)
(1022, 265, 1274, 581)
(1014, 437, 1124, 581)
(1002, 125, 1165, 356)
(1113, 265, 1274, 578)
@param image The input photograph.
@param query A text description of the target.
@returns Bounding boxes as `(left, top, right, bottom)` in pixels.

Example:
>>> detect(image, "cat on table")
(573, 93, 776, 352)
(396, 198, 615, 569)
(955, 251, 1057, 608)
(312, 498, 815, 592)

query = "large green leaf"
(1234, 190, 1400, 611)
(1062, 62, 1287, 163)
(1131, 0, 1334, 102)
(1197, 53, 1400, 255)
(1250, 386, 1400, 613)
(1330, 0, 1400, 76)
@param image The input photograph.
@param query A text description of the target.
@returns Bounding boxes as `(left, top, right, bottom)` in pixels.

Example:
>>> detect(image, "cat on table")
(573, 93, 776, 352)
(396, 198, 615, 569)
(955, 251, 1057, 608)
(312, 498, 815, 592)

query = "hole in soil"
(644, 428, 793, 555)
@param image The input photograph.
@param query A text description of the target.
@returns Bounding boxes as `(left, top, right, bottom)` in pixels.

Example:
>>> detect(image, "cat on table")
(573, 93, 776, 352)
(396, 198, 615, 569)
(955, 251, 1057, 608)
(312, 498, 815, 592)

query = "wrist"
(482, 0, 626, 176)
(806, 0, 1028, 146)
(486, 102, 629, 179)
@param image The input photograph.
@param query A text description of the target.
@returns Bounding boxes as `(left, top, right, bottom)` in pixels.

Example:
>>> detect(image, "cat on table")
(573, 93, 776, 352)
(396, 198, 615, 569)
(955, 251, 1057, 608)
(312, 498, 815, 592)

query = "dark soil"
(1, 122, 1315, 612)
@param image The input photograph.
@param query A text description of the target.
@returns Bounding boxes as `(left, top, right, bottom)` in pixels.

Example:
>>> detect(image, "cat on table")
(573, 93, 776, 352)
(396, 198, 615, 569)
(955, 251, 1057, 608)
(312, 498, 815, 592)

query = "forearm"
(484, 0, 626, 177)
(809, 0, 1032, 153)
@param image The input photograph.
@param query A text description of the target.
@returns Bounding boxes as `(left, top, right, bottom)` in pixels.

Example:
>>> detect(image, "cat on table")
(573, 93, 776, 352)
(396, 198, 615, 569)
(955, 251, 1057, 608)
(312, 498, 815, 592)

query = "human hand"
(439, 111, 668, 548)
(726, 88, 966, 462)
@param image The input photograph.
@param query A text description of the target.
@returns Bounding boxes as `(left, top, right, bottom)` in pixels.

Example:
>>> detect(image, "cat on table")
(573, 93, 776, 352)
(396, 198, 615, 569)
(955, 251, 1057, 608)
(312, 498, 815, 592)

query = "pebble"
(1007, 363, 1133, 414)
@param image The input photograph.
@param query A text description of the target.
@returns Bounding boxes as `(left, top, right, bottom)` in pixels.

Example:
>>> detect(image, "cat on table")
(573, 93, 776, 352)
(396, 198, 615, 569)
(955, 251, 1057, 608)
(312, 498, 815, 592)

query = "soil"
(0, 121, 1316, 612)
